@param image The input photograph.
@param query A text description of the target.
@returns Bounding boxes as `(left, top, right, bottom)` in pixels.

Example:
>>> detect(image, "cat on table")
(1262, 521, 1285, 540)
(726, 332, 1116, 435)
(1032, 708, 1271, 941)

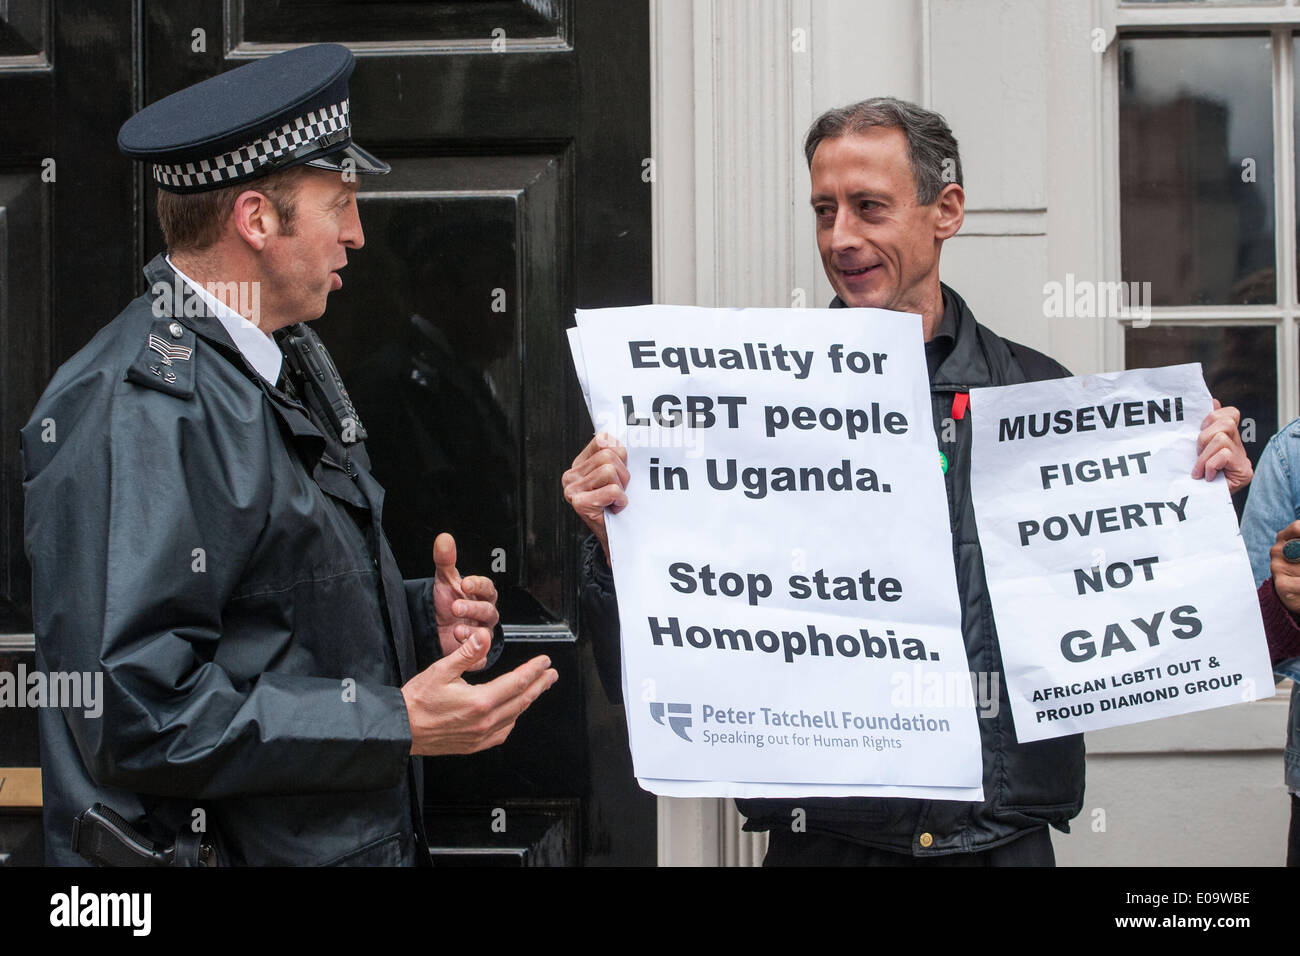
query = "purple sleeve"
(1258, 578, 1300, 667)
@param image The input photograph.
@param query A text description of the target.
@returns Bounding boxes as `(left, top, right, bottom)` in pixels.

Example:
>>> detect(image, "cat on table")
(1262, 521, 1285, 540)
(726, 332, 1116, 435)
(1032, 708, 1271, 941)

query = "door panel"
(234, 0, 570, 48)
(0, 172, 49, 634)
(332, 153, 569, 619)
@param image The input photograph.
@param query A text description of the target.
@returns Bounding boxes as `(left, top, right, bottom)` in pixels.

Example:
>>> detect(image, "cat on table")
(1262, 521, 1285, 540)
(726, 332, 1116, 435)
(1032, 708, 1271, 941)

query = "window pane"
(1119, 35, 1275, 305)
(1126, 324, 1276, 515)
(1290, 35, 1300, 300)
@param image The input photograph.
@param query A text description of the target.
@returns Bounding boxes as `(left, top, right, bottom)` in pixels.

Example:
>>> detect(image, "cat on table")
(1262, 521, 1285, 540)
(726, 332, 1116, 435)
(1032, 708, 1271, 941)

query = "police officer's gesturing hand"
(563, 432, 630, 567)
(431, 532, 499, 668)
(399, 531, 557, 756)
(401, 630, 558, 757)
(1270, 521, 1300, 615)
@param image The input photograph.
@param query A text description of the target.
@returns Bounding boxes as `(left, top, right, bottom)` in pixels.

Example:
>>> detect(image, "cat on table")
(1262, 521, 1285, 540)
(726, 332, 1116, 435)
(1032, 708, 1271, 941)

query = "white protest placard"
(570, 305, 985, 799)
(968, 363, 1273, 743)
(566, 327, 594, 421)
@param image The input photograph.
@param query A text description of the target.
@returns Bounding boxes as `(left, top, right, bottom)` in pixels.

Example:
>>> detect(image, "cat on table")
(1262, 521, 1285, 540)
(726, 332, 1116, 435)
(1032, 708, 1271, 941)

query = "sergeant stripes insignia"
(148, 333, 193, 366)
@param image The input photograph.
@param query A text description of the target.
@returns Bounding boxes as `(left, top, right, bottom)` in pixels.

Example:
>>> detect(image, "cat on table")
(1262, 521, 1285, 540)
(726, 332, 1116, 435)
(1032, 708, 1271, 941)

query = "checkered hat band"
(152, 99, 350, 189)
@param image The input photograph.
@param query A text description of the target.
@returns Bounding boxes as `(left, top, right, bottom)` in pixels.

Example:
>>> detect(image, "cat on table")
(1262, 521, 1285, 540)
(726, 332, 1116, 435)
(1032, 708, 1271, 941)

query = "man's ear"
(231, 189, 276, 251)
(934, 182, 965, 241)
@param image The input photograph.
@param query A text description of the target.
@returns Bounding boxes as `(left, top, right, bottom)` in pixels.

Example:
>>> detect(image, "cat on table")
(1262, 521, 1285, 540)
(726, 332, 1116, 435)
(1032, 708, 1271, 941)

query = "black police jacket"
(578, 283, 1086, 857)
(21, 254, 484, 866)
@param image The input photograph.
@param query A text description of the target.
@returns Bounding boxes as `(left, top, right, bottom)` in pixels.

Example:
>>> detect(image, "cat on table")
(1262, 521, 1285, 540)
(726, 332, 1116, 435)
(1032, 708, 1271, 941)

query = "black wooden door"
(0, 0, 140, 866)
(0, 0, 653, 866)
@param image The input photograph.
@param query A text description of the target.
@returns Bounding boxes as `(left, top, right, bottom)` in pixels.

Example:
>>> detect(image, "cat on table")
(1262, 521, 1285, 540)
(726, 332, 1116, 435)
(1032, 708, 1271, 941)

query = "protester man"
(563, 97, 1250, 865)
(22, 43, 557, 866)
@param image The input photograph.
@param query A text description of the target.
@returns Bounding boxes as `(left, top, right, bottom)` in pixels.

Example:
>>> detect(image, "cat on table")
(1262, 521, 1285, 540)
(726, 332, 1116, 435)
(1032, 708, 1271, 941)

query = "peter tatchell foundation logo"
(650, 701, 693, 741)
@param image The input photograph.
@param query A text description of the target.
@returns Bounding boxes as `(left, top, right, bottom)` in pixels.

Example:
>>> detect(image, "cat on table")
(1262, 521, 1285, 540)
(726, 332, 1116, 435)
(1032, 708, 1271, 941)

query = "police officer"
(21, 43, 557, 866)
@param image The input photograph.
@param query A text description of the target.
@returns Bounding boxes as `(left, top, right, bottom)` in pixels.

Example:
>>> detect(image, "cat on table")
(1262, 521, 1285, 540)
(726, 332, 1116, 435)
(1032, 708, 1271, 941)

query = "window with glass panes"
(1112, 4, 1300, 512)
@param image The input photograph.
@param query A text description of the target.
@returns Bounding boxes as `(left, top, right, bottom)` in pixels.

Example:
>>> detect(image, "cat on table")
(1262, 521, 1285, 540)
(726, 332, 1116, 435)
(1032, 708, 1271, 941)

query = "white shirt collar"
(165, 255, 283, 385)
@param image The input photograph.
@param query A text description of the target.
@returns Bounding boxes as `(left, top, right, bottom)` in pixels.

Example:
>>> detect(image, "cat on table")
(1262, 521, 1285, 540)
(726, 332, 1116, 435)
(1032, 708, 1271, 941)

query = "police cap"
(118, 43, 389, 194)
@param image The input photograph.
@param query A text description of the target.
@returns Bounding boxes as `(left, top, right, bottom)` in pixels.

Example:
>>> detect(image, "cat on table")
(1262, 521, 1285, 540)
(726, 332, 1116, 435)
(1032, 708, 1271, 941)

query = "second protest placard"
(969, 363, 1273, 743)
(571, 305, 983, 798)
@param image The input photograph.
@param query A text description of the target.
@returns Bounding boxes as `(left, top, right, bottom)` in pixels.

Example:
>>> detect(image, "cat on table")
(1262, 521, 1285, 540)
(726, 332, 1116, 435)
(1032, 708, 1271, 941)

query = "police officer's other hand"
(432, 532, 499, 670)
(1193, 399, 1252, 494)
(401, 636, 557, 756)
(562, 432, 629, 567)
(1270, 521, 1300, 615)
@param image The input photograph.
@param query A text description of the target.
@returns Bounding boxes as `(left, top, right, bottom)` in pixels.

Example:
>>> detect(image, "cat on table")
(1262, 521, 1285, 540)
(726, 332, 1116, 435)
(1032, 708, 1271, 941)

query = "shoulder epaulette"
(125, 319, 198, 398)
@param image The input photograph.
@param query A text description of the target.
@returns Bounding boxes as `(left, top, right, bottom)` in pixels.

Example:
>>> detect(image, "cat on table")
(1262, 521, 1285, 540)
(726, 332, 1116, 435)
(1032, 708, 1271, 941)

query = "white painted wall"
(648, 0, 1287, 865)
(1055, 695, 1290, 866)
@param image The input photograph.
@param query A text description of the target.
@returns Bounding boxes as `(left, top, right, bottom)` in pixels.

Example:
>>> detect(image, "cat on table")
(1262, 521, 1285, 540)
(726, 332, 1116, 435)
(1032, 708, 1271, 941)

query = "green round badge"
(939, 451, 949, 474)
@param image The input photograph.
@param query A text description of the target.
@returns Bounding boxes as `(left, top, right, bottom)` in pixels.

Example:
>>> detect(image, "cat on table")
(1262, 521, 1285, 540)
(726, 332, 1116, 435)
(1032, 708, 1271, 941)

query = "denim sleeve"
(1239, 423, 1300, 681)
(1240, 424, 1300, 587)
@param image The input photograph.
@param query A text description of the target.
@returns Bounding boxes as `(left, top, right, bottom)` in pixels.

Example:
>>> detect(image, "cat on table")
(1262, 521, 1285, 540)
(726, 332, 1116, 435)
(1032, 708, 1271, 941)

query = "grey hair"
(803, 97, 962, 205)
